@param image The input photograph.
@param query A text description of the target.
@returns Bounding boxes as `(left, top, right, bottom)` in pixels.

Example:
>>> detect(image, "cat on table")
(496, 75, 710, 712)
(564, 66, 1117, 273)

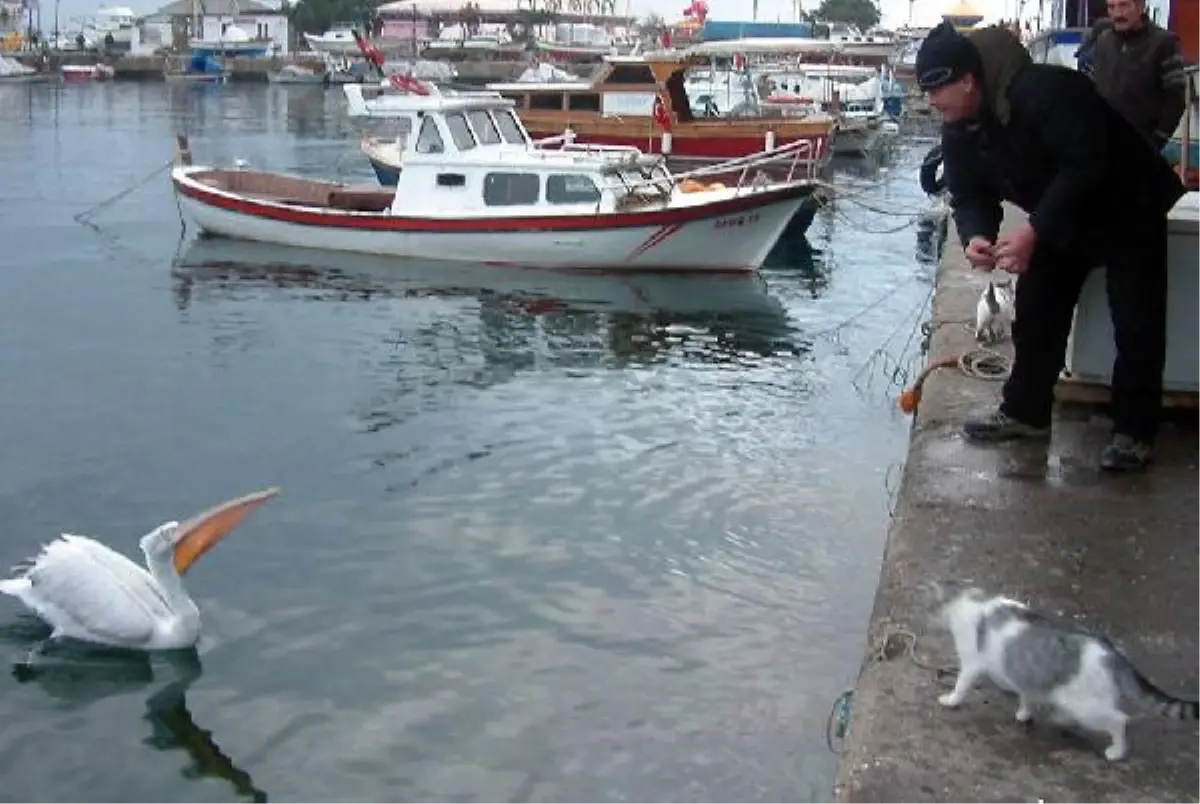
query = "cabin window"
(529, 93, 564, 111)
(445, 112, 477, 151)
(492, 109, 527, 145)
(437, 173, 466, 187)
(567, 93, 601, 112)
(390, 117, 414, 147)
(546, 174, 601, 204)
(606, 64, 657, 84)
(415, 116, 445, 154)
(483, 172, 540, 206)
(466, 109, 502, 145)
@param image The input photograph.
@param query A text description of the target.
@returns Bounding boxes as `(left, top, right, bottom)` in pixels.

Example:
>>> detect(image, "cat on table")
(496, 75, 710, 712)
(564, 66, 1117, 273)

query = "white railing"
(560, 142, 645, 156)
(608, 136, 821, 206)
(1171, 64, 1200, 182)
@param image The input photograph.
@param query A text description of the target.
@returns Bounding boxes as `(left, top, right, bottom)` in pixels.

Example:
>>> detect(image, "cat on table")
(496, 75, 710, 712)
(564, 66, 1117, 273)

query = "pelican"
(0, 487, 279, 658)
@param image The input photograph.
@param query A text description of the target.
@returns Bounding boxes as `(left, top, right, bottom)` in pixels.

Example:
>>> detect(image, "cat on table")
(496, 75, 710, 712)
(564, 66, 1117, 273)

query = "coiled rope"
(897, 348, 1012, 415)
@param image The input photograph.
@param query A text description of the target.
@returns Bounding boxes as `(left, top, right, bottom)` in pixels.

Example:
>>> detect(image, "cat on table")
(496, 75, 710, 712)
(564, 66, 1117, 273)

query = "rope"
(73, 159, 174, 228)
(825, 624, 958, 755)
(868, 626, 957, 681)
(958, 349, 1011, 381)
(898, 348, 1013, 414)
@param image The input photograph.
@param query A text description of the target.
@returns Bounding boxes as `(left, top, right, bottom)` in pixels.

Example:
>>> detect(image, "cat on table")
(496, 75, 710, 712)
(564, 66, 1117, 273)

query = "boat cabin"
(486, 52, 710, 123)
(341, 84, 685, 217)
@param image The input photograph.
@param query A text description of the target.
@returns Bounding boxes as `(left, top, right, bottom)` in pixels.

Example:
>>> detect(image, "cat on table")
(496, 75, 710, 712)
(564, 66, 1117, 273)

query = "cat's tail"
(1131, 668, 1199, 720)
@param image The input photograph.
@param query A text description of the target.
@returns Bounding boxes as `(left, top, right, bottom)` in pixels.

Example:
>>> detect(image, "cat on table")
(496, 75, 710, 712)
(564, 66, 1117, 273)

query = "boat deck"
(194, 170, 394, 213)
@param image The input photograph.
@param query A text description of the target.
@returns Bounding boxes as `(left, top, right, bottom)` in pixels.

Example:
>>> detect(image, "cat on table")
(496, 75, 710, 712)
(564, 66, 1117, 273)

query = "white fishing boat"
(267, 63, 327, 85)
(170, 85, 820, 272)
(303, 25, 363, 55)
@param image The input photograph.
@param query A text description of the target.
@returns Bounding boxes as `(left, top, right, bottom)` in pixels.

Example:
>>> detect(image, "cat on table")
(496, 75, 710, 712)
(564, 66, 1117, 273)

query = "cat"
(974, 278, 1015, 345)
(927, 582, 1198, 761)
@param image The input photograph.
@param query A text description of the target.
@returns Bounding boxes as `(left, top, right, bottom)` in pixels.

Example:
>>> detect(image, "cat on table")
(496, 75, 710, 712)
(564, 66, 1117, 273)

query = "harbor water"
(0, 81, 942, 802)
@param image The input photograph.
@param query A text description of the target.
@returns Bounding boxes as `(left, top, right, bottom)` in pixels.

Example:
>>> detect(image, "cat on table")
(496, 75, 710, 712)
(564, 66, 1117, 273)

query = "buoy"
(765, 130, 776, 150)
(661, 132, 673, 155)
(897, 355, 961, 415)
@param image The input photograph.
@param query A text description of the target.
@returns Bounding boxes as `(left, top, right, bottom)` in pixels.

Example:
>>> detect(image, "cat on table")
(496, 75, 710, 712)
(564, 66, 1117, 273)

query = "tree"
(283, 0, 378, 36)
(813, 0, 880, 31)
(637, 11, 665, 39)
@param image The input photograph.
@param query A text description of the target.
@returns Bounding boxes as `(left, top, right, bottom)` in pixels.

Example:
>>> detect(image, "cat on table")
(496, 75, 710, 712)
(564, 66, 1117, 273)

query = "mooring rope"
(73, 159, 174, 228)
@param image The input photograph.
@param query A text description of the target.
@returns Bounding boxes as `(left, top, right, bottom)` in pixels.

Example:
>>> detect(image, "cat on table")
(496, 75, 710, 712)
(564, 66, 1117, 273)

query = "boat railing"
(608, 137, 819, 209)
(1171, 63, 1200, 182)
(560, 142, 644, 156)
(679, 137, 819, 186)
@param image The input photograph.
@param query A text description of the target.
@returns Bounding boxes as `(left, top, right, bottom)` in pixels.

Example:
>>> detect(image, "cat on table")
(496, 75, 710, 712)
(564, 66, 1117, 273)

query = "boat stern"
(628, 181, 817, 271)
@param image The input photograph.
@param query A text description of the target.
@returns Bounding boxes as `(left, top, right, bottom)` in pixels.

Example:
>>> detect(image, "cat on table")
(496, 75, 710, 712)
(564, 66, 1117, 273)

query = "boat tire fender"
(919, 143, 945, 196)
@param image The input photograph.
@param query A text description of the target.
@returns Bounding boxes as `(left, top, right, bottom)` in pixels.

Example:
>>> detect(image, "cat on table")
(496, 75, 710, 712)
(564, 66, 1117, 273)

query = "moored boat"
(61, 63, 116, 82)
(171, 88, 821, 272)
(483, 50, 839, 167)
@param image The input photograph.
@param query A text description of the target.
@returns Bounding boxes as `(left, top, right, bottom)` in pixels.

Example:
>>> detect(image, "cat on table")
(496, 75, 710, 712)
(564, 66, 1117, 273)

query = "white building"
(141, 0, 289, 55)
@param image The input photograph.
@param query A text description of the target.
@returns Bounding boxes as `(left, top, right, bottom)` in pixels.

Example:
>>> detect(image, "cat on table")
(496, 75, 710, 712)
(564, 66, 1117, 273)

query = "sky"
(39, 0, 1020, 39)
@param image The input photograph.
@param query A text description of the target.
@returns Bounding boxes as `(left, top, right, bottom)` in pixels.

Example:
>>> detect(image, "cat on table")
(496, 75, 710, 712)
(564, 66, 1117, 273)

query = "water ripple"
(0, 82, 937, 802)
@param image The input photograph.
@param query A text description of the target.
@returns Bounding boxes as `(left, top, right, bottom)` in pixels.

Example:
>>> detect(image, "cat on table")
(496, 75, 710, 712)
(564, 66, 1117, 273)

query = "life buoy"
(919, 143, 946, 195)
(387, 73, 431, 96)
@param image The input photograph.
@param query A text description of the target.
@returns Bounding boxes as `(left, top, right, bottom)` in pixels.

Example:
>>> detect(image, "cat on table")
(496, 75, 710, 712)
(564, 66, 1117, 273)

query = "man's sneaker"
(962, 410, 1051, 443)
(1100, 434, 1153, 472)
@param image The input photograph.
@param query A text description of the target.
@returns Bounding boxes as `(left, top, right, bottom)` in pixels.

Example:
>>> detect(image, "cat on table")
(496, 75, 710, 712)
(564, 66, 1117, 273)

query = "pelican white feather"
(0, 487, 279, 653)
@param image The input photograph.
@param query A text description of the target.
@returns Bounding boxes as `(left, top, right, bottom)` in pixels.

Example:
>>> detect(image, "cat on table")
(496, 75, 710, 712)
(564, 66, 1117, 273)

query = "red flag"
(352, 30, 385, 69)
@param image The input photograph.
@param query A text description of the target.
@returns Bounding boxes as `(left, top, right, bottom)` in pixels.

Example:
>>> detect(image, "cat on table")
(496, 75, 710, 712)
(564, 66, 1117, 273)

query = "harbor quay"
(833, 206, 1199, 802)
(13, 51, 534, 83)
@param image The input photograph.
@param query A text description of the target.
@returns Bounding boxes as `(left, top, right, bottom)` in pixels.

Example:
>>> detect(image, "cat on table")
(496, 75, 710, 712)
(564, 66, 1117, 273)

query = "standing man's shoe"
(1100, 434, 1153, 472)
(962, 410, 1051, 443)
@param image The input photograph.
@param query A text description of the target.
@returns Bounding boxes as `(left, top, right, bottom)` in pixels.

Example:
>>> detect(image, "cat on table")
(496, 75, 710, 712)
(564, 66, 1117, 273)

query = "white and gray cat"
(974, 278, 1014, 344)
(928, 583, 1197, 761)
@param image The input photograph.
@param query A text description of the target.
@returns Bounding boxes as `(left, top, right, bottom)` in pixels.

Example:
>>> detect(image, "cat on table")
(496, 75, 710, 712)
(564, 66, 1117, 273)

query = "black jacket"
(942, 26, 1186, 258)
(1090, 17, 1189, 149)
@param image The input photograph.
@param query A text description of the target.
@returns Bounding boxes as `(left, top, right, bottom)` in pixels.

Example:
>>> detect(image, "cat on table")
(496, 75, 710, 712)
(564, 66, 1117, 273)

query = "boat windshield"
(466, 109, 502, 145)
(491, 108, 529, 145)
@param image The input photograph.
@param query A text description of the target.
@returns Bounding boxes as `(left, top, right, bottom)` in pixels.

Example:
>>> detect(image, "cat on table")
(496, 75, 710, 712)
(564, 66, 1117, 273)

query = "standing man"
(917, 22, 1186, 471)
(1090, 0, 1188, 151)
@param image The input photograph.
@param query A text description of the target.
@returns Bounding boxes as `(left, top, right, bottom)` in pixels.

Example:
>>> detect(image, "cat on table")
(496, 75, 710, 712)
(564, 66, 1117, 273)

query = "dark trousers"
(1000, 217, 1168, 442)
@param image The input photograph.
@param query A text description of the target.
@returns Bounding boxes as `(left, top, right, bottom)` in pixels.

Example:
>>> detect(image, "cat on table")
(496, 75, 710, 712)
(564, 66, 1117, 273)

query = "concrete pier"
(834, 206, 1199, 802)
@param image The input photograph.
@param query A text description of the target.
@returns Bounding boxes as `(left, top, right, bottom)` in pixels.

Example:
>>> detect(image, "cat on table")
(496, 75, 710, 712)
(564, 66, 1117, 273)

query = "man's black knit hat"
(916, 21, 984, 90)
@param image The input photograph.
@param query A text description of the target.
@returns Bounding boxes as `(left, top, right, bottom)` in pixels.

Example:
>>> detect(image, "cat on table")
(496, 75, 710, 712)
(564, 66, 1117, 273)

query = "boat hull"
(520, 121, 834, 164)
(172, 169, 813, 272)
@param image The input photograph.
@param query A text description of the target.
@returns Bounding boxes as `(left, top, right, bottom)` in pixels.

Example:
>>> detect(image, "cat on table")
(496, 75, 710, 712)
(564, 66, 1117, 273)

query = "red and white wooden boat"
(171, 88, 820, 273)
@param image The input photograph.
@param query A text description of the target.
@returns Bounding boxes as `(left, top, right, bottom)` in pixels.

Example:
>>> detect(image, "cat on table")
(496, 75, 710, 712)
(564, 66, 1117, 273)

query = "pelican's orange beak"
(173, 486, 281, 576)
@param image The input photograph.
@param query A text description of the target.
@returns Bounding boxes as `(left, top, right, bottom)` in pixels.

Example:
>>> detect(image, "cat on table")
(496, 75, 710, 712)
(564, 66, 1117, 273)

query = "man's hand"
(964, 237, 996, 270)
(995, 224, 1038, 274)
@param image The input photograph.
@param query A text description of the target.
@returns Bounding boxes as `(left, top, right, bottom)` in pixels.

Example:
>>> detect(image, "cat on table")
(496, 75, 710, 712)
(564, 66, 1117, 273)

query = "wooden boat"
(172, 88, 821, 272)
(483, 51, 839, 165)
